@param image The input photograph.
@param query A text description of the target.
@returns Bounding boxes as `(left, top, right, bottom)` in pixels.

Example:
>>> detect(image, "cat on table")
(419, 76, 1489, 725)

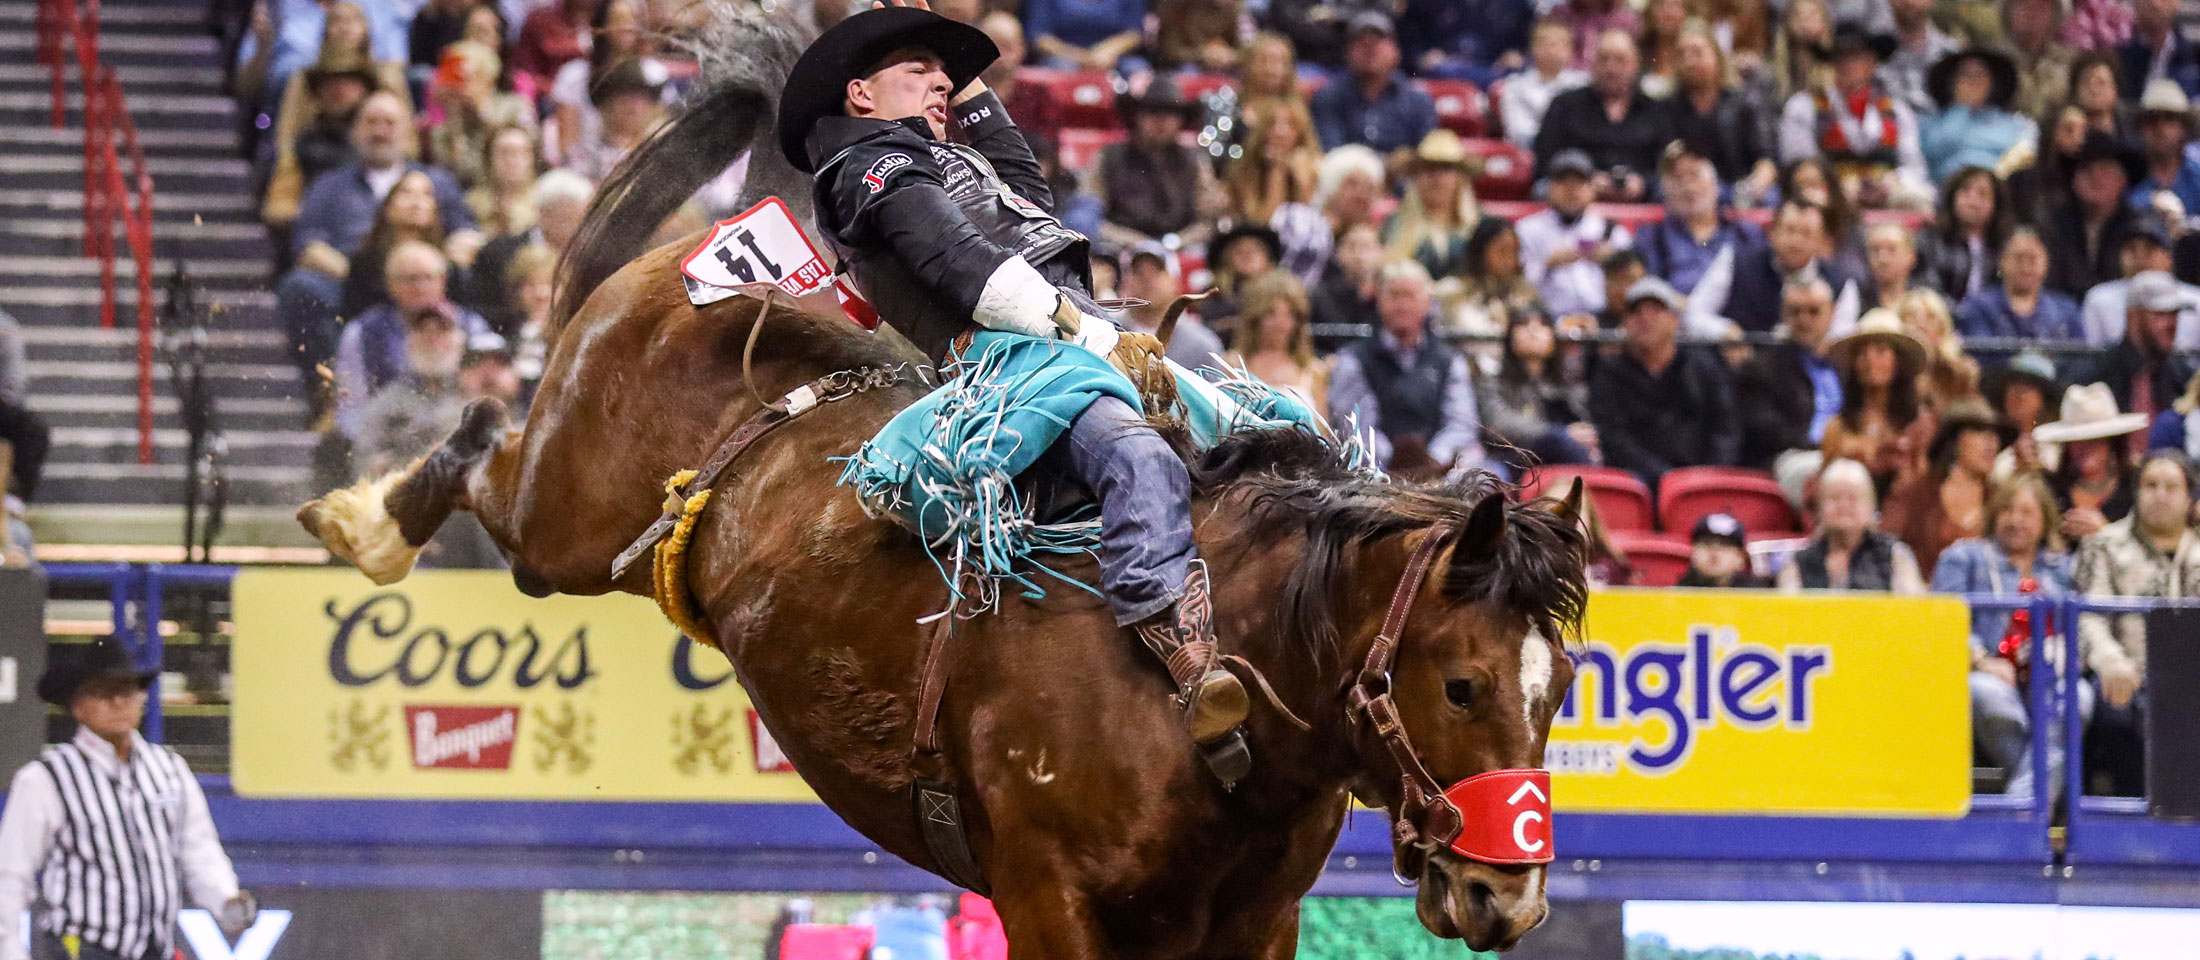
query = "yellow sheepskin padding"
(308, 467, 423, 585)
(652, 469, 717, 647)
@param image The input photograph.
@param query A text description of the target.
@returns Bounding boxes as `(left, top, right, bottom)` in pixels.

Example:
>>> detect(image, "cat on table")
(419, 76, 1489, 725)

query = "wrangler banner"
(234, 572, 1971, 814)
(1548, 589, 1972, 817)
(230, 569, 815, 800)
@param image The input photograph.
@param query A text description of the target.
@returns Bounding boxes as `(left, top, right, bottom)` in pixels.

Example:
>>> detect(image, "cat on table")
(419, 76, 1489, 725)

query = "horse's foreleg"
(297, 398, 513, 584)
(993, 878, 1112, 960)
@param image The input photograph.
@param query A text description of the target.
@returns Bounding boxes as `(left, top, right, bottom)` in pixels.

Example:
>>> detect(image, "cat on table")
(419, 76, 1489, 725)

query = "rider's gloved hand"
(1069, 309, 1120, 359)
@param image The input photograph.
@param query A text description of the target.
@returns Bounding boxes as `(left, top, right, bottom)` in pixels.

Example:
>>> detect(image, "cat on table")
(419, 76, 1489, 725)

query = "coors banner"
(230, 570, 810, 801)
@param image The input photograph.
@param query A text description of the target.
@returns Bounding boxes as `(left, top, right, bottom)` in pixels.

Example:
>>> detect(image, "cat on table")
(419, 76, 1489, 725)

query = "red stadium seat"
(1460, 138, 1534, 201)
(1657, 467, 1802, 538)
(1018, 67, 1119, 129)
(1599, 203, 1668, 234)
(1055, 127, 1126, 171)
(1518, 464, 1655, 533)
(1422, 79, 1487, 138)
(780, 924, 875, 960)
(1177, 73, 1237, 103)
(1610, 531, 1693, 586)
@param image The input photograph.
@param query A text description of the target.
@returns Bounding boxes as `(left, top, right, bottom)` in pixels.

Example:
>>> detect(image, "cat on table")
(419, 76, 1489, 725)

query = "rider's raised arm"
(952, 88, 1053, 213)
(827, 129, 1064, 338)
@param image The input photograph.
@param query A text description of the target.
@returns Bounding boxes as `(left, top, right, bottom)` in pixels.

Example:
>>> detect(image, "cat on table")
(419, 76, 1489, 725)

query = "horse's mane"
(1193, 429, 1589, 662)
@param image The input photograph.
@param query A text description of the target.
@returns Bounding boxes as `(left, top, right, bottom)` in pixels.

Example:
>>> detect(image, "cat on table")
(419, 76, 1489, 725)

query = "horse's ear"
(1545, 478, 1585, 526)
(1451, 491, 1509, 570)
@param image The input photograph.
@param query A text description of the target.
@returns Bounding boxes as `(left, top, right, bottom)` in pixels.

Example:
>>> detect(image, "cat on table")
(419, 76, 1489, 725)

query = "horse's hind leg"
(297, 398, 511, 584)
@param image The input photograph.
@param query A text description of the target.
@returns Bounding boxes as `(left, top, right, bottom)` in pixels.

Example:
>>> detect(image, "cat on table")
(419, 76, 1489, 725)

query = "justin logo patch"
(863, 153, 912, 193)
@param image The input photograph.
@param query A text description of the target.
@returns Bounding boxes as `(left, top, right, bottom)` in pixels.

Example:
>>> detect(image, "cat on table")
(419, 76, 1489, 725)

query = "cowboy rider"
(778, 0, 1253, 782)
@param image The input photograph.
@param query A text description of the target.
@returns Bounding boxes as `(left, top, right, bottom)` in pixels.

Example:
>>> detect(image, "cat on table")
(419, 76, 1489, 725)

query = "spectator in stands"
(2071, 271, 2200, 433)
(1025, 0, 1146, 73)
(1308, 13, 1438, 155)
(1639, 143, 1769, 297)
(1235, 32, 1301, 123)
(1094, 77, 1225, 248)
(1479, 307, 1597, 474)
(1593, 250, 1648, 331)
(1779, 26, 1930, 211)
(1677, 513, 1773, 588)
(1884, 399, 2013, 573)
(1154, 0, 1245, 73)
(546, 0, 657, 165)
(426, 42, 536, 191)
(355, 311, 473, 477)
(2081, 218, 2189, 347)
(980, 14, 1056, 146)
(1987, 351, 2062, 475)
(1919, 48, 2035, 184)
(1777, 458, 1928, 592)
(1957, 226, 2083, 339)
(565, 57, 671, 182)
(1328, 261, 1486, 480)
(1310, 222, 1383, 346)
(409, 0, 477, 71)
(468, 125, 540, 238)
(1822, 310, 1930, 493)
(0, 307, 44, 567)
(1934, 472, 2077, 797)
(1880, 0, 1957, 116)
(1913, 166, 2011, 304)
(1635, 0, 1688, 99)
(1202, 224, 1284, 336)
(234, 0, 407, 121)
(280, 92, 475, 393)
(1767, 0, 1833, 108)
(1779, 156, 1870, 278)
(1547, 0, 1638, 70)
(263, 9, 409, 229)
(471, 169, 589, 337)
(1720, 199, 1858, 333)
(1665, 21, 1775, 201)
(2129, 80, 2200, 214)
(2074, 450, 2199, 796)
(1381, 131, 1481, 287)
(2117, 0, 2200, 99)
(2005, 0, 2077, 120)
(503, 243, 556, 392)
(2064, 0, 2135, 54)
(1399, 0, 1534, 85)
(1451, 219, 1539, 337)
(1498, 20, 1585, 151)
(1264, 0, 1385, 71)
(1533, 30, 1663, 202)
(1860, 223, 1921, 311)
(1897, 289, 1982, 414)
(2069, 53, 2140, 147)
(1314, 145, 1387, 236)
(1736, 277, 1841, 482)
(512, 0, 600, 94)
(1517, 151, 1633, 322)
(333, 240, 495, 441)
(340, 169, 484, 321)
(1590, 277, 1742, 487)
(1223, 271, 1328, 410)
(1225, 100, 1321, 226)
(1120, 245, 1226, 371)
(1579, 494, 1638, 586)
(2040, 383, 2148, 539)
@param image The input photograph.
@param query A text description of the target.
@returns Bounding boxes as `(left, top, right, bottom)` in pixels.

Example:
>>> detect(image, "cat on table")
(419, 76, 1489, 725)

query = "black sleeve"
(1701, 353, 1744, 467)
(954, 90, 1053, 214)
(825, 131, 1028, 320)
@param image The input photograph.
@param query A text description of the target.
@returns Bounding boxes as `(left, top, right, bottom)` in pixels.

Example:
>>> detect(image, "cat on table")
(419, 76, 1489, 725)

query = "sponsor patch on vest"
(405, 704, 519, 770)
(863, 153, 913, 194)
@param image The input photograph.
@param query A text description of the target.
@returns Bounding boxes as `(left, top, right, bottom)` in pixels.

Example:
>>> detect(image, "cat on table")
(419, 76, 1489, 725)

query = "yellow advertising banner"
(1549, 588, 1973, 817)
(231, 568, 819, 801)
(234, 571, 1971, 816)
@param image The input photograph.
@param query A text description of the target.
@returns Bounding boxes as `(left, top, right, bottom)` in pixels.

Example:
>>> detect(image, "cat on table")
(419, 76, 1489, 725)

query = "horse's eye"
(1444, 679, 1477, 709)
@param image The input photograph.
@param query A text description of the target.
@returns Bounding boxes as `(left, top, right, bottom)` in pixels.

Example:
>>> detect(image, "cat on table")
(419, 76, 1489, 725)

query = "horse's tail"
(550, 6, 813, 340)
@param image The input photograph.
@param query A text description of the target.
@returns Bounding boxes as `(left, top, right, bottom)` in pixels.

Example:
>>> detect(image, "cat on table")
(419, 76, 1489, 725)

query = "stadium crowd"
(35, 0, 2178, 797)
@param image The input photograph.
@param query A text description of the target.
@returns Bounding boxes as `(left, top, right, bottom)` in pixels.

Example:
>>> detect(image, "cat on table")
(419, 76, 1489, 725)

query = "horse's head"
(1345, 481, 1587, 952)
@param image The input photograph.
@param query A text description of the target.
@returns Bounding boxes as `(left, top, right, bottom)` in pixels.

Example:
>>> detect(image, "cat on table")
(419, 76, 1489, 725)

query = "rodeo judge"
(781, 0, 1256, 781)
(0, 637, 255, 960)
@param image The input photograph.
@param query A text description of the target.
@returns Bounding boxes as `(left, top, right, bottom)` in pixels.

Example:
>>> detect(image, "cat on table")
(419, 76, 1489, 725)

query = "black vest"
(1792, 530, 1900, 590)
(1350, 335, 1457, 442)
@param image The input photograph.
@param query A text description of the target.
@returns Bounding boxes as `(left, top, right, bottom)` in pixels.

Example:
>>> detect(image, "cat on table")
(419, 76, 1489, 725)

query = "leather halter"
(1344, 524, 1469, 874)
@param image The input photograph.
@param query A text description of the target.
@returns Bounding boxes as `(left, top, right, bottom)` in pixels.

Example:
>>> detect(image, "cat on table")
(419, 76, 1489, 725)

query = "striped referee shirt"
(0, 728, 239, 960)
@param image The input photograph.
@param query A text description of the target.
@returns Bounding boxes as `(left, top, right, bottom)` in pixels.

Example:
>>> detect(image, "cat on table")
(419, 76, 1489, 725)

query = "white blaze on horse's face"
(1519, 628, 1553, 727)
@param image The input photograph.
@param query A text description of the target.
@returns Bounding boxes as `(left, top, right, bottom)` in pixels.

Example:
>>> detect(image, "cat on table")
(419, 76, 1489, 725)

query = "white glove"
(1070, 312, 1120, 359)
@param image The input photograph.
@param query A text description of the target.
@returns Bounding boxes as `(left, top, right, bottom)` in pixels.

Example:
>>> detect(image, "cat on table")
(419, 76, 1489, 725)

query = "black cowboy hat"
(2066, 130, 2146, 187)
(1982, 349, 2060, 414)
(1926, 47, 2018, 112)
(1820, 24, 1897, 62)
(776, 6, 999, 174)
(1927, 398, 2020, 466)
(303, 52, 382, 91)
(1207, 222, 1283, 272)
(36, 635, 155, 707)
(1115, 74, 1202, 124)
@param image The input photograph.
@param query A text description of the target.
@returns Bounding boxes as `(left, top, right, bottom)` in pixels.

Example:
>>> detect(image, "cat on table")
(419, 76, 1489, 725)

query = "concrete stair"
(0, 0, 312, 509)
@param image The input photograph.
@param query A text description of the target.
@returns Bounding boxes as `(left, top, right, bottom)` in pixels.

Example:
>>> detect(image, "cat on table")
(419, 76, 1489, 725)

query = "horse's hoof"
(1199, 729, 1252, 786)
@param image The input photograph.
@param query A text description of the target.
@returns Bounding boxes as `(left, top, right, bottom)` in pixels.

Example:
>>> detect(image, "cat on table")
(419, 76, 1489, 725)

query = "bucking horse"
(296, 8, 1589, 955)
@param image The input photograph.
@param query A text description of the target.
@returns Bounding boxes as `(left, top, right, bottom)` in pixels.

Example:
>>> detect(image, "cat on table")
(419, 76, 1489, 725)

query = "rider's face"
(849, 49, 953, 140)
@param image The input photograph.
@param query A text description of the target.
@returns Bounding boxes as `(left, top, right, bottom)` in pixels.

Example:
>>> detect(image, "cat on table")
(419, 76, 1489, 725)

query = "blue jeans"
(1040, 396, 1195, 625)
(1972, 667, 2094, 799)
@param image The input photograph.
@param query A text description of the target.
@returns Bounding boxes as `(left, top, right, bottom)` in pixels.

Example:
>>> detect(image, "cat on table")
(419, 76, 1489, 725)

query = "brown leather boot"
(1135, 565, 1252, 781)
